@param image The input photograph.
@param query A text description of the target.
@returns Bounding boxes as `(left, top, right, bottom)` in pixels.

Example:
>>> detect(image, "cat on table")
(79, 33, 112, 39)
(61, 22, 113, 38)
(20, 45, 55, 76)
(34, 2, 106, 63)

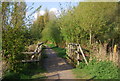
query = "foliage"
(41, 20, 61, 45)
(46, 43, 56, 48)
(58, 2, 119, 46)
(73, 60, 119, 79)
(30, 15, 45, 39)
(30, 9, 50, 40)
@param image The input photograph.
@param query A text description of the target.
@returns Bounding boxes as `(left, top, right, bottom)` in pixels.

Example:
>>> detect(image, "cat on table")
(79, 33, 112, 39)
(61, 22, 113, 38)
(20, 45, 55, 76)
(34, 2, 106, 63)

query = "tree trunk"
(112, 39, 114, 52)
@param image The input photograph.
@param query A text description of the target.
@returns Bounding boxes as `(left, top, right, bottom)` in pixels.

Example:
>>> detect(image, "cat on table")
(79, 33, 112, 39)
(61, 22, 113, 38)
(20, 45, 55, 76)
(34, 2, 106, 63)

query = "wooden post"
(78, 44, 88, 65)
(67, 44, 69, 56)
(113, 45, 117, 54)
(34, 45, 39, 52)
(77, 45, 80, 65)
(68, 45, 69, 55)
(113, 45, 117, 62)
(89, 30, 92, 45)
(70, 45, 71, 57)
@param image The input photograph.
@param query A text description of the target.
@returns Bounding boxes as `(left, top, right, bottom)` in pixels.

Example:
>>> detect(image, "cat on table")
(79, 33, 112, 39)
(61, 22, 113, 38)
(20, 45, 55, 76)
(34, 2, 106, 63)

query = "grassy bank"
(3, 63, 46, 80)
(73, 60, 119, 79)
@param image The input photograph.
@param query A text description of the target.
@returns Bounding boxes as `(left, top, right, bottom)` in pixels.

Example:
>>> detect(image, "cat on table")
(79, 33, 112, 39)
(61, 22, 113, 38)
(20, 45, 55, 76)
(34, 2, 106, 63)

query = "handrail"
(66, 43, 88, 66)
(21, 42, 44, 63)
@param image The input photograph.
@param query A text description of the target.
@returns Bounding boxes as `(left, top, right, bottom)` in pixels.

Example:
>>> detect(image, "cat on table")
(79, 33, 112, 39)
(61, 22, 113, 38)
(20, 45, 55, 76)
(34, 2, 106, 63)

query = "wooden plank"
(34, 45, 39, 52)
(77, 46, 80, 65)
(78, 45, 88, 65)
(22, 60, 39, 63)
(21, 52, 37, 54)
(68, 43, 79, 46)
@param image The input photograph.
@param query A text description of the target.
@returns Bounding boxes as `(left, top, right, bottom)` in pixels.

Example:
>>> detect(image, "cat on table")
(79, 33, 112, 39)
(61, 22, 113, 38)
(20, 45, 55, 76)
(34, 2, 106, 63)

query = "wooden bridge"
(21, 42, 89, 66)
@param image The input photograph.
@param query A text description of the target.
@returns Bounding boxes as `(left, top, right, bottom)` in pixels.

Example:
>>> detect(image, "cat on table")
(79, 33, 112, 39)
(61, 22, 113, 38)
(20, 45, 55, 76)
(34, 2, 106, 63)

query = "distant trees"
(44, 9, 50, 25)
(30, 15, 45, 39)
(30, 8, 58, 43)
(29, 8, 61, 45)
(37, 2, 119, 50)
(30, 9, 50, 40)
(28, 2, 119, 51)
(41, 20, 61, 46)
(40, 9, 61, 46)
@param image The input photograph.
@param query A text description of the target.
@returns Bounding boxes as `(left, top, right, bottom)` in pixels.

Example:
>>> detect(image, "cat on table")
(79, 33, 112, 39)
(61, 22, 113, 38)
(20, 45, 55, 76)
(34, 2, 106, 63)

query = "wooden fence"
(91, 44, 119, 65)
(66, 43, 89, 66)
(21, 42, 44, 63)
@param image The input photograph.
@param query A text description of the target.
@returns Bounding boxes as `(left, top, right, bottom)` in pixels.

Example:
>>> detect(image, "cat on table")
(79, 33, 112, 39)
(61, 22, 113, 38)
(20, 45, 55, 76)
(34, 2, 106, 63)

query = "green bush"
(41, 20, 61, 45)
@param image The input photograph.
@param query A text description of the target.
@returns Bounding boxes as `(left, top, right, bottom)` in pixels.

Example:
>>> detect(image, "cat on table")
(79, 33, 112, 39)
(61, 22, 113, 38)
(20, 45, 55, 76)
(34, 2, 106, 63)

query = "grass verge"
(73, 59, 119, 79)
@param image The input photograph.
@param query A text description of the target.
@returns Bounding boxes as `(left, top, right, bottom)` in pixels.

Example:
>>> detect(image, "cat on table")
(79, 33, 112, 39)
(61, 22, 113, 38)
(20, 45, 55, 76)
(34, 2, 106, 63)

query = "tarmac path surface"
(43, 48, 76, 79)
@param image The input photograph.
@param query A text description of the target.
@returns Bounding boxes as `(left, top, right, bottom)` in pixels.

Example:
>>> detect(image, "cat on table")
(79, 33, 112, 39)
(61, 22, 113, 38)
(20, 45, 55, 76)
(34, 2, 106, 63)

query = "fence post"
(77, 45, 80, 66)
(113, 45, 117, 63)
(78, 44, 88, 65)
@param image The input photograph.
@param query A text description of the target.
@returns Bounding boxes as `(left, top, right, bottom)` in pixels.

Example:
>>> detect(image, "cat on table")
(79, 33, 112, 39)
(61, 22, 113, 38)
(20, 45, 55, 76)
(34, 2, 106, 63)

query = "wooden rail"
(66, 43, 88, 66)
(21, 42, 44, 63)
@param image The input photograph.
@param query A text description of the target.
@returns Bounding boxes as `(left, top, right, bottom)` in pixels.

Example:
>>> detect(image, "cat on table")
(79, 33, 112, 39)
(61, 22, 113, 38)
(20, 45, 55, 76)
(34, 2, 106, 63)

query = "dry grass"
(91, 44, 119, 66)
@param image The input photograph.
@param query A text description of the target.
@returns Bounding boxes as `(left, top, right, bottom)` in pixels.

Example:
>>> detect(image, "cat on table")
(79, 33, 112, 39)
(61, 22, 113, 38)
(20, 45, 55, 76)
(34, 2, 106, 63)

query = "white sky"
(34, 8, 60, 19)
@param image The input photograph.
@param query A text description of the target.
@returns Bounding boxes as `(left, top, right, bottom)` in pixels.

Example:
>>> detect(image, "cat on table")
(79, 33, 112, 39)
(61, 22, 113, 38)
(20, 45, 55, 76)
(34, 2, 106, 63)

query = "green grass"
(73, 68, 92, 79)
(73, 60, 119, 79)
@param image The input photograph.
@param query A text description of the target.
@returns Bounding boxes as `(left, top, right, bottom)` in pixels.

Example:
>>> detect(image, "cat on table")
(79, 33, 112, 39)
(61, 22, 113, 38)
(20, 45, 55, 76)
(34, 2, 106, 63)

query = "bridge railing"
(21, 42, 44, 63)
(66, 43, 88, 66)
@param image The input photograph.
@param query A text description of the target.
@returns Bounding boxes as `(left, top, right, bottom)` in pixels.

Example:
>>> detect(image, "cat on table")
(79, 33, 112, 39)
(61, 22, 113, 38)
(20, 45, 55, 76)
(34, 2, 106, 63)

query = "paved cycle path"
(43, 48, 76, 79)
